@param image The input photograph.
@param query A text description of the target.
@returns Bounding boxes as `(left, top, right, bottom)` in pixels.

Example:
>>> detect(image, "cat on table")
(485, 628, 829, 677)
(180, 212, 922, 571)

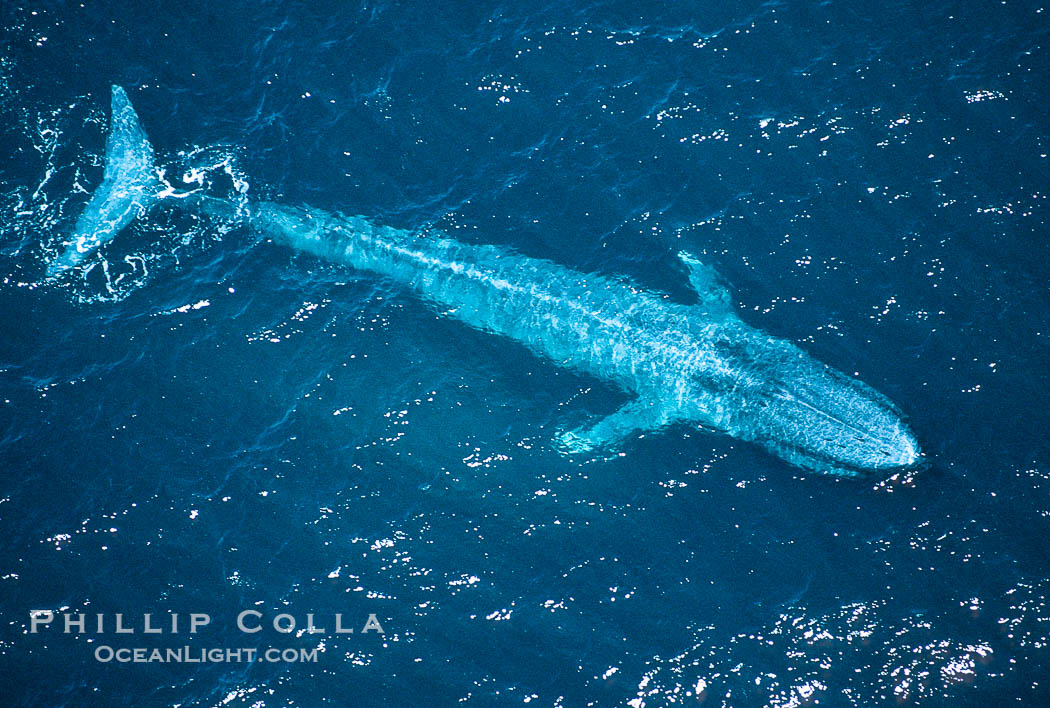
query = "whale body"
(51, 86, 921, 476)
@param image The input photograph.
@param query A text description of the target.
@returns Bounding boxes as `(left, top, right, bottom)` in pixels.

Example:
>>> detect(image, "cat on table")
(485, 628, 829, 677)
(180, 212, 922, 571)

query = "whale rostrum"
(50, 86, 922, 476)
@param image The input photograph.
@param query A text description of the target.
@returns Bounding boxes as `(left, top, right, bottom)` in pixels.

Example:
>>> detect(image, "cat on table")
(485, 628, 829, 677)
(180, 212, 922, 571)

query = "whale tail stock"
(48, 85, 159, 276)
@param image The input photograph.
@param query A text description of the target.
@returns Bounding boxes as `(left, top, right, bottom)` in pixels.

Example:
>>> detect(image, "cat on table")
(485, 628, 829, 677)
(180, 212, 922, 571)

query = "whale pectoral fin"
(556, 398, 673, 454)
(678, 251, 732, 314)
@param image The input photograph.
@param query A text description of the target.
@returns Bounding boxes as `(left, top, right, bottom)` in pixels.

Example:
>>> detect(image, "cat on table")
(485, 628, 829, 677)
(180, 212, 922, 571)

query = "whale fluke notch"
(679, 251, 732, 314)
(48, 85, 158, 275)
(556, 397, 675, 454)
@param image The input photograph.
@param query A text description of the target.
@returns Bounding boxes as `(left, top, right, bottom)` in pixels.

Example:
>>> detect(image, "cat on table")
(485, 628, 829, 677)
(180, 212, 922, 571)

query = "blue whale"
(51, 86, 921, 476)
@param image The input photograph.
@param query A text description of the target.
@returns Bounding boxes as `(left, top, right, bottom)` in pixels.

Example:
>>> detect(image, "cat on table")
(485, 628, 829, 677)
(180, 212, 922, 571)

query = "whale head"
(692, 327, 923, 477)
(753, 362, 923, 476)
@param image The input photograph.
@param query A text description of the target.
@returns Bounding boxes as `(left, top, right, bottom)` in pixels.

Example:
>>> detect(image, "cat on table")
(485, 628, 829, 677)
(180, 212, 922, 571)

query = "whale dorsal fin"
(679, 251, 732, 314)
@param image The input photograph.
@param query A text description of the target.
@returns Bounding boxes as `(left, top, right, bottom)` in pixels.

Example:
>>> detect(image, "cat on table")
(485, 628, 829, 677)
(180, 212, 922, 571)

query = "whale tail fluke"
(48, 85, 159, 275)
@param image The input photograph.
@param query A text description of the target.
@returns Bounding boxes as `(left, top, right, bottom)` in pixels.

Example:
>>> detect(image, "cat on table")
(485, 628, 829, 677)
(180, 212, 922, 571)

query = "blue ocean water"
(1, 0, 1048, 705)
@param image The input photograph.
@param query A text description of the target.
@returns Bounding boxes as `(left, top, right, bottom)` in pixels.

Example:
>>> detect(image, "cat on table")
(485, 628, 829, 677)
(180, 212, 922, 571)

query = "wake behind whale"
(49, 86, 921, 477)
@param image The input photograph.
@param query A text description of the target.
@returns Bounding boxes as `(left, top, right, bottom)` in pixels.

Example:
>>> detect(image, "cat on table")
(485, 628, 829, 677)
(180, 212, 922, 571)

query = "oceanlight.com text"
(93, 646, 320, 663)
